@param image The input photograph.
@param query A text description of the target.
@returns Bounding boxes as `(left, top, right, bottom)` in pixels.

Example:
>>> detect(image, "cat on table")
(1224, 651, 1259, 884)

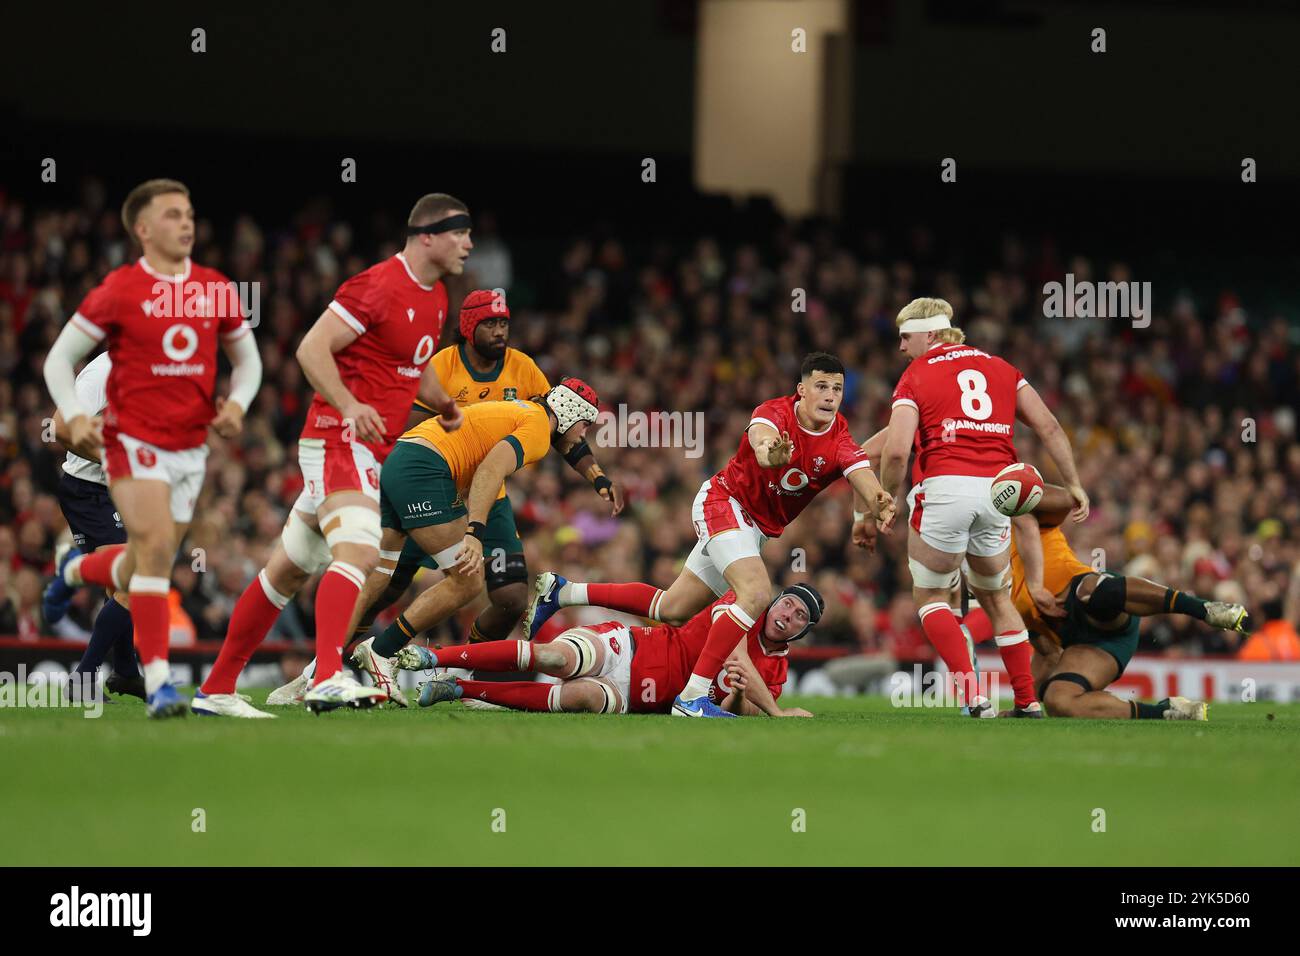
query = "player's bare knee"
(336, 546, 379, 578)
(266, 549, 311, 595)
(133, 535, 174, 575)
(729, 580, 770, 618)
(1043, 682, 1080, 716)
(534, 642, 576, 675)
(656, 593, 693, 626)
(562, 681, 605, 713)
(564, 678, 621, 714)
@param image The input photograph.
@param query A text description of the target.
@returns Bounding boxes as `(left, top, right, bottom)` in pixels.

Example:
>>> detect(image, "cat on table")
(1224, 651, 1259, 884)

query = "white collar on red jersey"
(396, 252, 434, 291)
(138, 256, 191, 283)
(792, 399, 834, 436)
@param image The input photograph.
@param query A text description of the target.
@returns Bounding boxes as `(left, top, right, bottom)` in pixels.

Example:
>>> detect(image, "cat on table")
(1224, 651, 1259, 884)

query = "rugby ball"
(991, 463, 1044, 517)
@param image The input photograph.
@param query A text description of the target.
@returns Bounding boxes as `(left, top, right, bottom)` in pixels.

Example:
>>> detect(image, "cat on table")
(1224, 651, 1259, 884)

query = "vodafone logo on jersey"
(150, 324, 206, 377)
(779, 468, 810, 492)
(162, 324, 199, 361)
(397, 334, 436, 378)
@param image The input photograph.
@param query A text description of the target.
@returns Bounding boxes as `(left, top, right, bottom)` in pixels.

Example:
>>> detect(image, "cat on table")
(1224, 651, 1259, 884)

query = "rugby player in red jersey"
(42, 179, 262, 717)
(525, 352, 895, 718)
(877, 297, 1088, 717)
(398, 584, 822, 717)
(191, 194, 468, 717)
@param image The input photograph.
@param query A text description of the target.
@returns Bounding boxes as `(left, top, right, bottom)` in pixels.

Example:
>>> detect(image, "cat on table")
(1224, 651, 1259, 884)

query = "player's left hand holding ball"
(725, 659, 749, 692)
(210, 396, 245, 439)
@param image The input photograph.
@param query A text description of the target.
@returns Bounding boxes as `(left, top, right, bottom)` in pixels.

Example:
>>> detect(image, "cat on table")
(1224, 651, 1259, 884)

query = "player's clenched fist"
(209, 397, 245, 439)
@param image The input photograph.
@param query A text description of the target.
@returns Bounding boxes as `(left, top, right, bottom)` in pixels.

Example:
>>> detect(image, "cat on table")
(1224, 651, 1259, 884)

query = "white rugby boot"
(192, 691, 277, 718)
(266, 670, 310, 706)
(304, 671, 387, 714)
(350, 637, 408, 708)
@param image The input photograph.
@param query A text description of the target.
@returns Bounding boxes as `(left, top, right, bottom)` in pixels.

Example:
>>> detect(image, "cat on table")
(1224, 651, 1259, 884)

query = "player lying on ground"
(396, 584, 823, 717)
(1007, 482, 1250, 720)
(269, 292, 626, 705)
(190, 193, 468, 717)
(876, 297, 1088, 718)
(42, 179, 262, 718)
(42, 352, 144, 701)
(329, 379, 605, 709)
(525, 352, 895, 718)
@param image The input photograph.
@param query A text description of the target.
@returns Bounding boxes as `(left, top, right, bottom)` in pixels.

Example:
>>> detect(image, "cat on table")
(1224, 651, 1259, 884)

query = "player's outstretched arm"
(561, 439, 626, 515)
(850, 428, 889, 543)
(846, 467, 896, 536)
(295, 309, 384, 445)
(879, 404, 918, 498)
(722, 657, 809, 717)
(1015, 385, 1089, 522)
(748, 422, 793, 468)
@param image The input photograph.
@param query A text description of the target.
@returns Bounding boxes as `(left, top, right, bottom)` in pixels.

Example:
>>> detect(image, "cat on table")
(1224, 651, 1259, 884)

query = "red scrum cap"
(460, 288, 509, 340)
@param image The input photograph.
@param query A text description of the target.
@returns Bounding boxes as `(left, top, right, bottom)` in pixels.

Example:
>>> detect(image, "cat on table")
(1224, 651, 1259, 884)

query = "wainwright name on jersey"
(891, 342, 1028, 478)
(70, 257, 249, 450)
(715, 395, 872, 537)
(301, 252, 448, 460)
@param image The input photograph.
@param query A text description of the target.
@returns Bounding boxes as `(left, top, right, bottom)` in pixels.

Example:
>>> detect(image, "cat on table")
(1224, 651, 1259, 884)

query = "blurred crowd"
(2, 181, 1298, 663)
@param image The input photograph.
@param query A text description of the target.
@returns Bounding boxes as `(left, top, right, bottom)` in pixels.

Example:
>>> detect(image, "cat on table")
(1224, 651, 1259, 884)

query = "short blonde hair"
(121, 179, 189, 237)
(896, 297, 965, 344)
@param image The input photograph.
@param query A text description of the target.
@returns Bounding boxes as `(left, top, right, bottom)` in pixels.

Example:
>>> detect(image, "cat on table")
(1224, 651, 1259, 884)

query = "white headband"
(898, 313, 952, 334)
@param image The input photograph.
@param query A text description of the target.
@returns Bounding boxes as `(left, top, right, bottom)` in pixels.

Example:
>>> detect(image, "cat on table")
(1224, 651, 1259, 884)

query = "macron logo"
(50, 885, 151, 936)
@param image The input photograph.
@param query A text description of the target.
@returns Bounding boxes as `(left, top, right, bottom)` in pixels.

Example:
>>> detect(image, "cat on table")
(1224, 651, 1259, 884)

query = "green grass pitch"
(3, 694, 1297, 866)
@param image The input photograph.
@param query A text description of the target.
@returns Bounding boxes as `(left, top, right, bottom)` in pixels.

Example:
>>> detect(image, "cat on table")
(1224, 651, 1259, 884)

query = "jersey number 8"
(956, 369, 992, 420)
